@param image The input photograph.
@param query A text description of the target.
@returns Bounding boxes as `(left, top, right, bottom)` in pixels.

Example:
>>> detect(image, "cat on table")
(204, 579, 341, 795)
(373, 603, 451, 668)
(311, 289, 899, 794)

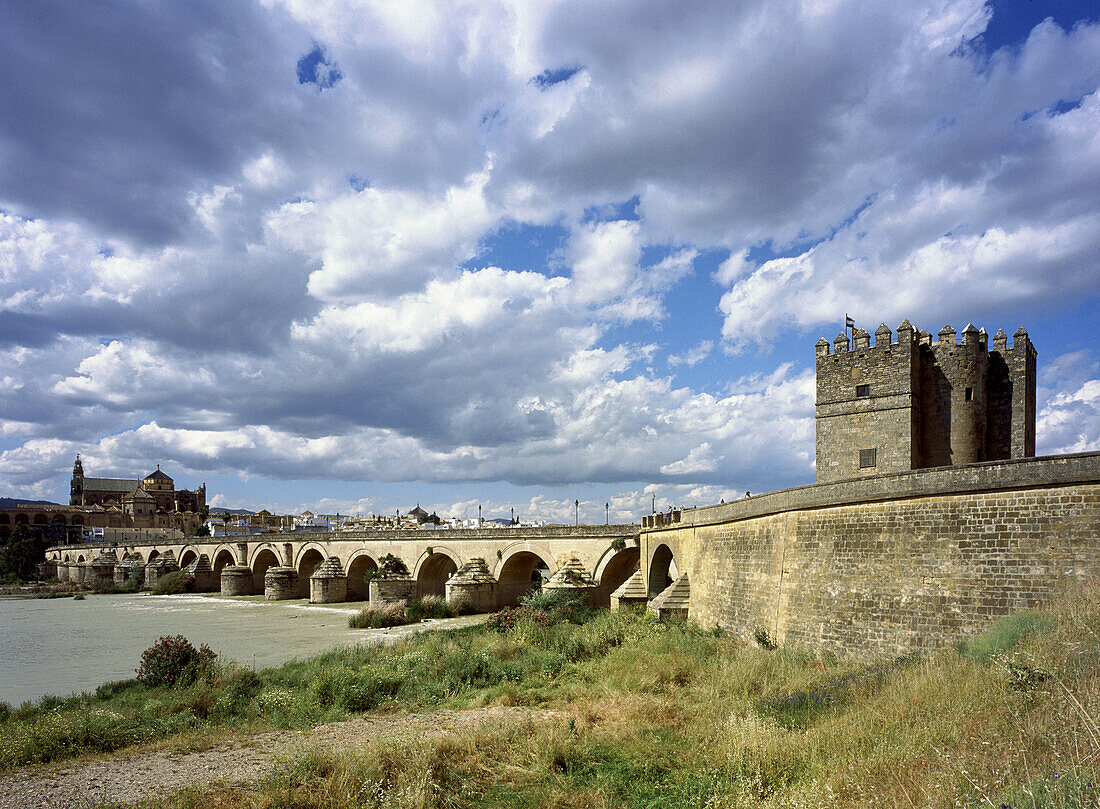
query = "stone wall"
(643, 452, 1100, 658)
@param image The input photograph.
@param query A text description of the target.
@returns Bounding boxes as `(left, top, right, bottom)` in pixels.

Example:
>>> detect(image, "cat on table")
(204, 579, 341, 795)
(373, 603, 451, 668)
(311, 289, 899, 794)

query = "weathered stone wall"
(644, 452, 1100, 658)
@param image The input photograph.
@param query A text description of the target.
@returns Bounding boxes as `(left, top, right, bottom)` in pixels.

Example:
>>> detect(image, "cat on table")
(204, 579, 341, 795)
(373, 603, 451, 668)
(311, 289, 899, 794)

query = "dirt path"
(0, 706, 561, 809)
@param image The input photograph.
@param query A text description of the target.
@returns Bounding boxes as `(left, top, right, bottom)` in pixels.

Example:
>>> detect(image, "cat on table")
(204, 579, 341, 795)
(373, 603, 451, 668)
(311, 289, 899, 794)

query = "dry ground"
(0, 706, 561, 809)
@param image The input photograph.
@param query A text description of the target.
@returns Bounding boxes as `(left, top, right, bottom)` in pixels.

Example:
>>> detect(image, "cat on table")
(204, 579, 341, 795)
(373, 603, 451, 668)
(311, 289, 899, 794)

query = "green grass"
(5, 585, 1100, 809)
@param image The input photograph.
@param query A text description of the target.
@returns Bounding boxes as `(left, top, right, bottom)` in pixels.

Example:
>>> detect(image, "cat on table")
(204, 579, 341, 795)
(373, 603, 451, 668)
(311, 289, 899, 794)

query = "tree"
(0, 525, 46, 582)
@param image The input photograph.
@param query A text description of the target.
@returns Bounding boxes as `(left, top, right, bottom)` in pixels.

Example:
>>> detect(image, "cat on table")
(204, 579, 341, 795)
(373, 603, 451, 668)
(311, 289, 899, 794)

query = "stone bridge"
(46, 525, 641, 609)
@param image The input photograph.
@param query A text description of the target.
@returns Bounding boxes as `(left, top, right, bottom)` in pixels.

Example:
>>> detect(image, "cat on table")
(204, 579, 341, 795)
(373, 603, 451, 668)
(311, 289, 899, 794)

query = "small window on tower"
(856, 384, 870, 398)
(859, 448, 877, 468)
(965, 387, 973, 402)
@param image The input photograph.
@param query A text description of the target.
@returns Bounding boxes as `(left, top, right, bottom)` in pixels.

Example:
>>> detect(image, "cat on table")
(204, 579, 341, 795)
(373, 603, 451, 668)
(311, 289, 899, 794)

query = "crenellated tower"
(815, 319, 1036, 482)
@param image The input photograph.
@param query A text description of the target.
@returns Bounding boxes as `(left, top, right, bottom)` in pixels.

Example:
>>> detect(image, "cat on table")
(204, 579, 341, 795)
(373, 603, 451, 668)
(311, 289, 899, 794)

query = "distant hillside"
(210, 507, 255, 516)
(0, 497, 61, 508)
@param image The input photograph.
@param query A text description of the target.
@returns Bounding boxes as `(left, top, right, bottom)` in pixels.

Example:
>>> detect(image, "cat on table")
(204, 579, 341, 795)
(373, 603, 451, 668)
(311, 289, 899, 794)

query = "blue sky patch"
(532, 66, 582, 89)
(297, 45, 342, 90)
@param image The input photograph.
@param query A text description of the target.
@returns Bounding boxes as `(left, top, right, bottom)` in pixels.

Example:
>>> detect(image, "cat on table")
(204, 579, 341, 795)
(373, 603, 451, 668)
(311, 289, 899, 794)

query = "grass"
(4, 585, 1100, 809)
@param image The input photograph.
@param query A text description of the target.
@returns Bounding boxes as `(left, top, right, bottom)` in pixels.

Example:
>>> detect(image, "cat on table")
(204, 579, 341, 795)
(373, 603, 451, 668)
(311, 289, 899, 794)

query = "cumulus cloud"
(1038, 350, 1100, 455)
(0, 1, 1098, 511)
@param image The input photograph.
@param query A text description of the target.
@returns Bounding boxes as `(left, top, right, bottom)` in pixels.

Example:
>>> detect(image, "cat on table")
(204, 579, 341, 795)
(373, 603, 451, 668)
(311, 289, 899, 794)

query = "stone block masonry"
(643, 452, 1100, 658)
(816, 321, 1036, 482)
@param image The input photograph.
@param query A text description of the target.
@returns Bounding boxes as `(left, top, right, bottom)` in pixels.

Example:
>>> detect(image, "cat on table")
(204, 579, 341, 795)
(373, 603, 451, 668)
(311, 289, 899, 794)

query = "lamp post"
(605, 502, 609, 525)
(478, 504, 482, 526)
(652, 493, 656, 513)
(574, 499, 579, 526)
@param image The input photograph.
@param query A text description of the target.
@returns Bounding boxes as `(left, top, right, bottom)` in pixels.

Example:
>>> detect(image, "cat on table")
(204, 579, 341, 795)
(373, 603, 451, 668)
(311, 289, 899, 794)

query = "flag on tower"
(845, 314, 855, 334)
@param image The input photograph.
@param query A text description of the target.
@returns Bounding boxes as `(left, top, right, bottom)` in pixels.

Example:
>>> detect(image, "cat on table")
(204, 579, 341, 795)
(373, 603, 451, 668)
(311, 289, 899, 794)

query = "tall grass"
(6, 584, 1100, 809)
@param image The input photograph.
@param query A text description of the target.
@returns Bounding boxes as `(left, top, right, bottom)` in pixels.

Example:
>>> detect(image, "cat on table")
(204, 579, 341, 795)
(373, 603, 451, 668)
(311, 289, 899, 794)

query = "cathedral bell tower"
(70, 456, 84, 506)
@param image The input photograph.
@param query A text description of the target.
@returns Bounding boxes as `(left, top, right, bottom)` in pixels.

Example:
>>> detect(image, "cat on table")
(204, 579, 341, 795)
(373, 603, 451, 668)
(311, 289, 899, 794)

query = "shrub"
(348, 602, 410, 629)
(754, 626, 778, 650)
(152, 571, 195, 595)
(486, 605, 554, 632)
(376, 553, 409, 577)
(520, 588, 591, 623)
(136, 635, 217, 688)
(406, 595, 453, 622)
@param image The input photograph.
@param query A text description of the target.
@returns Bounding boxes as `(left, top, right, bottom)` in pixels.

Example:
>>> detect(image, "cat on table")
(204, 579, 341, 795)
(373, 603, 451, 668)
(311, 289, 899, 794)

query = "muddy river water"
(0, 593, 453, 707)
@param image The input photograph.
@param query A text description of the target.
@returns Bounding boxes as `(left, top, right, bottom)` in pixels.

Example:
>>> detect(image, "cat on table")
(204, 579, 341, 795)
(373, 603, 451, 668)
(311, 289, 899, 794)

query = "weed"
(963, 609, 1056, 662)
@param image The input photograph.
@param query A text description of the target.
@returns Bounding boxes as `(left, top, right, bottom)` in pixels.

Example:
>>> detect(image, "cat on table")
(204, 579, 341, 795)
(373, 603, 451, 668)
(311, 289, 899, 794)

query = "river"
(0, 593, 400, 707)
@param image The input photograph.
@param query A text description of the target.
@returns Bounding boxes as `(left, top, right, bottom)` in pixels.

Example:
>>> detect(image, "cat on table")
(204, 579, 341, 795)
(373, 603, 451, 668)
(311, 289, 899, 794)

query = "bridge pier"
(220, 565, 252, 596)
(310, 557, 347, 603)
(445, 557, 496, 611)
(264, 565, 298, 600)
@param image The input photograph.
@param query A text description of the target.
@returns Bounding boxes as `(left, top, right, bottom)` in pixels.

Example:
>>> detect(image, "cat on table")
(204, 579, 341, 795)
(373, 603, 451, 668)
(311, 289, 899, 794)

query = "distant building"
(67, 457, 206, 535)
(815, 321, 1036, 482)
(71, 459, 206, 513)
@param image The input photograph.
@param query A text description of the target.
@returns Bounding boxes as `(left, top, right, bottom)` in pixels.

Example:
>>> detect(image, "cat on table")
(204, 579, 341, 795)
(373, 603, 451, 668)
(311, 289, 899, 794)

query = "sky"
(1, 0, 1099, 524)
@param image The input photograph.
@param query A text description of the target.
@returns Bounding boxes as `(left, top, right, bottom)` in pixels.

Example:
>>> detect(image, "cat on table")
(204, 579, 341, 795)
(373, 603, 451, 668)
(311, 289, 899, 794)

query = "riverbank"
(2, 586, 1099, 807)
(0, 591, 484, 706)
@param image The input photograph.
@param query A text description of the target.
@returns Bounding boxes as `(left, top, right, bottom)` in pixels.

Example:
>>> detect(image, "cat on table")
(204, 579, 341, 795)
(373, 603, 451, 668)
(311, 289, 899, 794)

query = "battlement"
(816, 321, 1032, 356)
(815, 318, 1036, 482)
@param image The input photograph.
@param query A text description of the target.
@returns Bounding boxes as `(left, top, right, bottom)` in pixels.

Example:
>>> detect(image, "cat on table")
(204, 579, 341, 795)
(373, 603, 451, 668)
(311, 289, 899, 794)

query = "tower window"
(965, 387, 973, 402)
(856, 384, 870, 398)
(859, 448, 877, 468)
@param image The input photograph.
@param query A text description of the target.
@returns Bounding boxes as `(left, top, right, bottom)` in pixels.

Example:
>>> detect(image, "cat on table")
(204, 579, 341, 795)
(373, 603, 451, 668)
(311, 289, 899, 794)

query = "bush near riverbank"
(3, 584, 1100, 808)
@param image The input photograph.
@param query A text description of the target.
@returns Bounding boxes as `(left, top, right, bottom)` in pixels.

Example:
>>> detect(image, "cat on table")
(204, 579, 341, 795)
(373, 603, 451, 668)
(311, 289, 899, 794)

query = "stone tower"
(69, 456, 84, 506)
(815, 320, 1035, 482)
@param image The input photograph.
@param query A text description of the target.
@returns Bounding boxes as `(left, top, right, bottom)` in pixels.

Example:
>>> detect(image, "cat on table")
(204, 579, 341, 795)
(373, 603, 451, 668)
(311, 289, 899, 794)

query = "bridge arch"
(211, 546, 237, 580)
(296, 546, 327, 597)
(413, 547, 460, 599)
(496, 543, 555, 607)
(293, 542, 330, 570)
(346, 551, 377, 601)
(593, 545, 641, 607)
(179, 546, 199, 569)
(251, 546, 282, 593)
(33, 513, 47, 525)
(0, 514, 8, 525)
(14, 514, 28, 525)
(647, 543, 679, 598)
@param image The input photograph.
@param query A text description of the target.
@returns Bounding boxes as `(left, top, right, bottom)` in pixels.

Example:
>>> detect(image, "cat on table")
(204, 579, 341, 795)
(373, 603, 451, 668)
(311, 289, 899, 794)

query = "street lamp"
(652, 493, 656, 513)
(574, 499, 579, 526)
(605, 502, 609, 525)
